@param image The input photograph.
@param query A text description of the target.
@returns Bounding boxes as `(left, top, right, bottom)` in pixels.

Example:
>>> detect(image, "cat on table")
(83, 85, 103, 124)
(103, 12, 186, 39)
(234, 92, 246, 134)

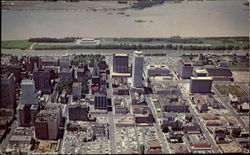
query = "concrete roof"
(191, 77, 212, 80)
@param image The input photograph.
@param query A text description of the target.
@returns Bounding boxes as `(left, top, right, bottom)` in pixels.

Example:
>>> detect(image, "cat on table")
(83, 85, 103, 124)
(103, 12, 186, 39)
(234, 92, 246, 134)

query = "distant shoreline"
(1, 37, 249, 51)
(2, 0, 247, 11)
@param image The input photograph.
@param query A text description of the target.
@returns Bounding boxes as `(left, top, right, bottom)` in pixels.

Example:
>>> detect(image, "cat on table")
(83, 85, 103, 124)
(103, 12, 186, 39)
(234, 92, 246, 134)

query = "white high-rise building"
(132, 51, 144, 88)
(20, 79, 38, 105)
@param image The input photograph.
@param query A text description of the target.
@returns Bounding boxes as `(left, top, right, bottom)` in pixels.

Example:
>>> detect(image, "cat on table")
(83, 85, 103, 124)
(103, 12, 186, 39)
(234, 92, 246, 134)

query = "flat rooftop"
(114, 53, 128, 57)
(194, 69, 207, 73)
(191, 77, 212, 80)
(21, 79, 34, 85)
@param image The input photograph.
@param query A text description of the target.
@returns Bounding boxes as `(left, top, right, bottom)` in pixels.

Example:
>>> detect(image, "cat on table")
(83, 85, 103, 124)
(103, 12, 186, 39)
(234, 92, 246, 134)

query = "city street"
(146, 96, 172, 154)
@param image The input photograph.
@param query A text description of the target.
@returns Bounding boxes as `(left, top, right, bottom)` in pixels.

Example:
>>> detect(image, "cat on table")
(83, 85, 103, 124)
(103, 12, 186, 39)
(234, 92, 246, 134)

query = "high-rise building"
(72, 82, 82, 100)
(113, 54, 129, 73)
(189, 77, 213, 93)
(177, 60, 193, 79)
(92, 60, 99, 76)
(17, 104, 31, 127)
(94, 93, 107, 110)
(0, 73, 16, 108)
(68, 102, 89, 121)
(33, 69, 53, 94)
(34, 104, 61, 140)
(132, 51, 144, 88)
(20, 79, 38, 105)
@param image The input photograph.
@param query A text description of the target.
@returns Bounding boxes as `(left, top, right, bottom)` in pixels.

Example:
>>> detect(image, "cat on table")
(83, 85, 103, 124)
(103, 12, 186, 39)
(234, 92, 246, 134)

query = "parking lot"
(116, 126, 159, 154)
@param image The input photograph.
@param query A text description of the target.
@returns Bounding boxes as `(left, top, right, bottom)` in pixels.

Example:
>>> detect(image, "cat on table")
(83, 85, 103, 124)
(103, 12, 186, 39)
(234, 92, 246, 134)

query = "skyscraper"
(33, 69, 53, 94)
(20, 79, 38, 105)
(0, 73, 16, 108)
(132, 51, 144, 88)
(113, 54, 129, 73)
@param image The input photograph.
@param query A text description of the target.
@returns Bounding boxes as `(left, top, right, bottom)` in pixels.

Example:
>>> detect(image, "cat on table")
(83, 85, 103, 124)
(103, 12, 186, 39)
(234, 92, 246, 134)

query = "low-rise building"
(146, 65, 171, 77)
(160, 96, 189, 113)
(193, 94, 208, 112)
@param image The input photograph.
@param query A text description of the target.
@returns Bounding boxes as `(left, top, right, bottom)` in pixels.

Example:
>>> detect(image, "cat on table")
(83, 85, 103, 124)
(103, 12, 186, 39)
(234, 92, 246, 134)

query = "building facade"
(132, 51, 144, 88)
(146, 65, 171, 77)
(113, 54, 129, 73)
(68, 102, 89, 121)
(33, 69, 53, 94)
(1, 73, 16, 108)
(20, 79, 38, 105)
(94, 93, 107, 110)
(190, 77, 213, 93)
(177, 60, 193, 79)
(34, 104, 61, 140)
(72, 82, 82, 100)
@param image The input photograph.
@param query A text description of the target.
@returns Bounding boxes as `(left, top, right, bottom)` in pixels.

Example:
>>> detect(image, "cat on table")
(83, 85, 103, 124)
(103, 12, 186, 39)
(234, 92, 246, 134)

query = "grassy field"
(1, 40, 33, 49)
(214, 84, 247, 97)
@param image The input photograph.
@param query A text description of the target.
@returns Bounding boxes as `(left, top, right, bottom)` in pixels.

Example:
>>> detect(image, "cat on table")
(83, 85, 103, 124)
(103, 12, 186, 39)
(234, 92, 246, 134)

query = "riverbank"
(1, 37, 249, 51)
(1, 1, 131, 11)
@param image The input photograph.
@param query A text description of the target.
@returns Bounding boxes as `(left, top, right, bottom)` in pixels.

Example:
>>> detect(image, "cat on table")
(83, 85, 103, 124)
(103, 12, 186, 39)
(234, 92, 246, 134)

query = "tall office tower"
(189, 77, 213, 93)
(33, 69, 53, 94)
(0, 73, 16, 108)
(92, 60, 99, 76)
(20, 79, 38, 105)
(34, 104, 61, 140)
(113, 53, 129, 73)
(132, 51, 144, 88)
(177, 60, 193, 79)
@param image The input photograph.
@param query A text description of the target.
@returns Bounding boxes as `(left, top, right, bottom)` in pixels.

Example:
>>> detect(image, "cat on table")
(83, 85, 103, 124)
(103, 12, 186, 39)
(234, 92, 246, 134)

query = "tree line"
(34, 43, 249, 50)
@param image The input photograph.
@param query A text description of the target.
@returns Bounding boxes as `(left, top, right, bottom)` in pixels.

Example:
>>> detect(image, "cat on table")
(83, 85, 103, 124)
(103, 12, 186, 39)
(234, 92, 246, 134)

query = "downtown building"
(17, 79, 39, 127)
(72, 82, 82, 100)
(68, 101, 89, 121)
(146, 65, 171, 77)
(1, 72, 16, 109)
(132, 51, 144, 88)
(33, 69, 53, 94)
(94, 93, 108, 110)
(34, 104, 61, 140)
(113, 53, 129, 73)
(189, 77, 213, 94)
(177, 60, 193, 79)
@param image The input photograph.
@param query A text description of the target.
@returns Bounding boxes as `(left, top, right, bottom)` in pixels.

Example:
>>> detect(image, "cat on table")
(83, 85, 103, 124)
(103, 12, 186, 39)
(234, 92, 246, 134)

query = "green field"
(1, 40, 33, 49)
(1, 37, 249, 50)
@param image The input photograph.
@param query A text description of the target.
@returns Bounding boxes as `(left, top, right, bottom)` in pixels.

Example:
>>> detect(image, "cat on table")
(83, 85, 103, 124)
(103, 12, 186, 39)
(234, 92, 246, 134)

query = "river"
(1, 0, 249, 41)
